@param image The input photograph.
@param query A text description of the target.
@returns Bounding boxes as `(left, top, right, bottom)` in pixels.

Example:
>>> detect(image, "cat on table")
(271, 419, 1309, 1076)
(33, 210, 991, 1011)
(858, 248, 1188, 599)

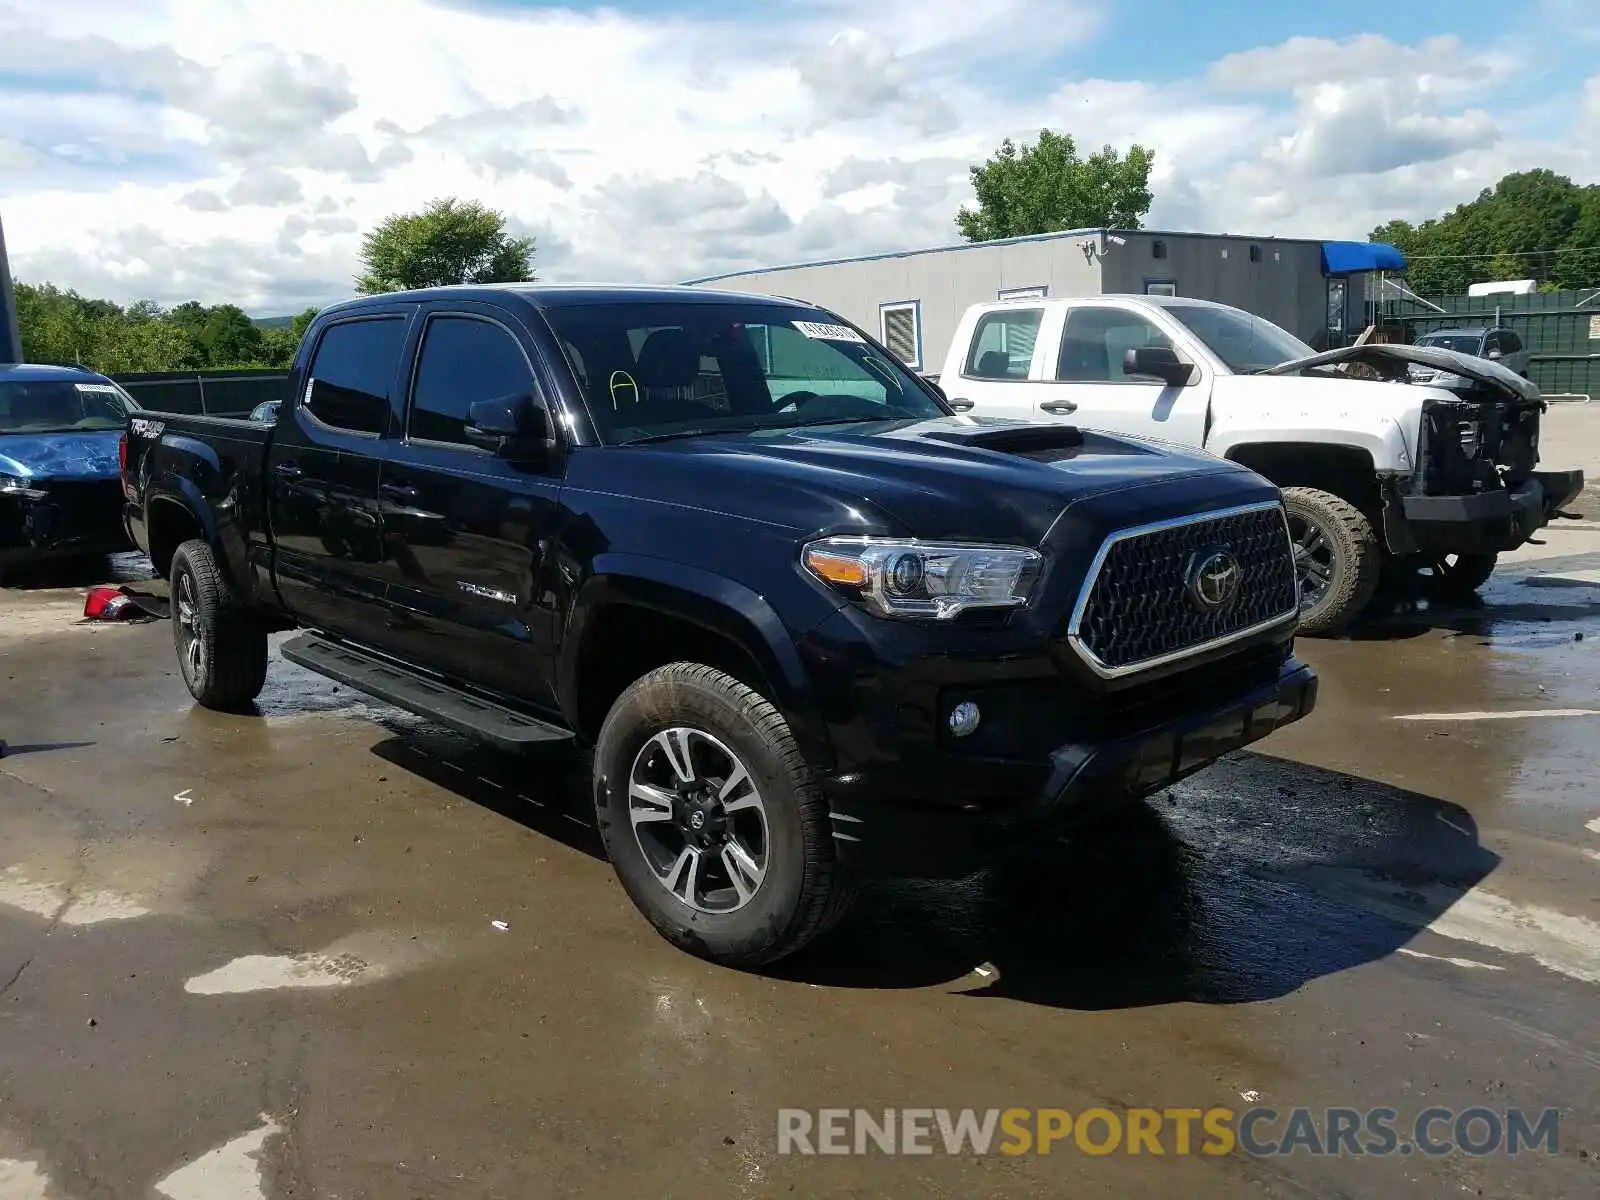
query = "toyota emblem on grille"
(1187, 549, 1242, 610)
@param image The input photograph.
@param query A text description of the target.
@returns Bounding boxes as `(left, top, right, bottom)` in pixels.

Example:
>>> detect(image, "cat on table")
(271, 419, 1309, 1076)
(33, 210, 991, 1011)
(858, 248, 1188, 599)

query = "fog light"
(948, 701, 981, 738)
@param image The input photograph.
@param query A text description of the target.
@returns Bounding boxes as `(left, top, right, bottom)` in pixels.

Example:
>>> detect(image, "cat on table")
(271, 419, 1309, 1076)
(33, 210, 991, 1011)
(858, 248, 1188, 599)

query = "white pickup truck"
(932, 294, 1584, 634)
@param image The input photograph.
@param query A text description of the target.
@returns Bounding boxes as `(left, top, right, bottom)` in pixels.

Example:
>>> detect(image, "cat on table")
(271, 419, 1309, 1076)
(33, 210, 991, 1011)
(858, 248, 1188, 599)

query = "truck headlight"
(0, 474, 47, 500)
(803, 536, 1041, 619)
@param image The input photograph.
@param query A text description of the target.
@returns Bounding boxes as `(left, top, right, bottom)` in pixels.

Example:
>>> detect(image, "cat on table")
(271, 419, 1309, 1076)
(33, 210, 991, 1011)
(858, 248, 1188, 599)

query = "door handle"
(1040, 400, 1078, 415)
(947, 398, 975, 412)
(273, 461, 303, 478)
(380, 482, 421, 502)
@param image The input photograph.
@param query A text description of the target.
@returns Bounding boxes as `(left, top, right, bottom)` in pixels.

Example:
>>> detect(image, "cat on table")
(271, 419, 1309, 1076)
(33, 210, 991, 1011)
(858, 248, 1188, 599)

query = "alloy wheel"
(628, 726, 769, 914)
(1287, 512, 1336, 613)
(174, 569, 207, 691)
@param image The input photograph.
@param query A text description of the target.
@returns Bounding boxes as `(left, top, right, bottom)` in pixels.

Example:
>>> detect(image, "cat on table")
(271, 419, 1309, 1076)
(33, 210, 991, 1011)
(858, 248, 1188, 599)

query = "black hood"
(569, 415, 1280, 550)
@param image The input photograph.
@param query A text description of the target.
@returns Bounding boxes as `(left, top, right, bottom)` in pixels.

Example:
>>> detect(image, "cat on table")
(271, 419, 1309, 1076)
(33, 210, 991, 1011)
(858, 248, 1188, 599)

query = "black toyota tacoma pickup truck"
(122, 284, 1317, 967)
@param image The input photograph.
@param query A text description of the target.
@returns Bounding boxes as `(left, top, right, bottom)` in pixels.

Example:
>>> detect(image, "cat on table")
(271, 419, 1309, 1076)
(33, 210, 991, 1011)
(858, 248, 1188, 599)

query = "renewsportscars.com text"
(776, 1106, 1560, 1158)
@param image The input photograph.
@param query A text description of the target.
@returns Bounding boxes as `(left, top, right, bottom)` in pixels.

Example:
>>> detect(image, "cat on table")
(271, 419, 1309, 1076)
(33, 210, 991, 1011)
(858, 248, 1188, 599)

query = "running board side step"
(280, 633, 573, 753)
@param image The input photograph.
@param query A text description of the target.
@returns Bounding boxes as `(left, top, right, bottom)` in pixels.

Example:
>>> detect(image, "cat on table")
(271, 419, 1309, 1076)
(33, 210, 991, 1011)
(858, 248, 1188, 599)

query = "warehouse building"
(683, 228, 1407, 374)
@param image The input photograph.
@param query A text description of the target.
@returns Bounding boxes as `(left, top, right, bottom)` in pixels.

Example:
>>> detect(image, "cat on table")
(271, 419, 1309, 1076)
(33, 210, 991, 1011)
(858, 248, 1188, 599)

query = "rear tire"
(593, 662, 854, 968)
(170, 539, 269, 712)
(1282, 487, 1382, 637)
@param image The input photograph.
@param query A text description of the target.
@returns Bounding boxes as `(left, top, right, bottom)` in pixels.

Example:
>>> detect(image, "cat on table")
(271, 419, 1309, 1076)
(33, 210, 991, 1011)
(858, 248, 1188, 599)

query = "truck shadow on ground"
(1344, 566, 1600, 642)
(367, 719, 1499, 1013)
(772, 752, 1501, 1009)
(0, 551, 155, 592)
(368, 731, 607, 862)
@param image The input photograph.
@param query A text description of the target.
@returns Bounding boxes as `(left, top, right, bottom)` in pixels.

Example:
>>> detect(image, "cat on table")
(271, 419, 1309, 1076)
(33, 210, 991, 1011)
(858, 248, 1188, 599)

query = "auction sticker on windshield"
(75, 383, 122, 395)
(793, 321, 866, 343)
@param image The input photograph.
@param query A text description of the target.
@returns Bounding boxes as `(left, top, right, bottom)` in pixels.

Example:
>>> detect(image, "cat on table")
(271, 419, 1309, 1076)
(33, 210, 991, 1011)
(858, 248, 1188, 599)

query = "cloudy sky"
(2, 0, 1597, 315)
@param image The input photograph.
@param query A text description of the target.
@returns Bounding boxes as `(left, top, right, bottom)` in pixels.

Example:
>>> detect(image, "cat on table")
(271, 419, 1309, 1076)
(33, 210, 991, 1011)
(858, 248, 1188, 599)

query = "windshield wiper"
(618, 413, 893, 446)
(782, 414, 893, 428)
(618, 424, 764, 446)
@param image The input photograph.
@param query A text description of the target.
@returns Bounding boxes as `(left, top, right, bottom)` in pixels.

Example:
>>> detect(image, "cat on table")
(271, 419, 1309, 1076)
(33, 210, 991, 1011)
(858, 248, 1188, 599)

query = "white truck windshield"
(1163, 305, 1317, 374)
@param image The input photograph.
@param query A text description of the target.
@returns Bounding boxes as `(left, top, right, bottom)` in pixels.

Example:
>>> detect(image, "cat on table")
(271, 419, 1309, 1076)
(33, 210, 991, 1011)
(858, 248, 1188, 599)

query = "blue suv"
(0, 362, 140, 582)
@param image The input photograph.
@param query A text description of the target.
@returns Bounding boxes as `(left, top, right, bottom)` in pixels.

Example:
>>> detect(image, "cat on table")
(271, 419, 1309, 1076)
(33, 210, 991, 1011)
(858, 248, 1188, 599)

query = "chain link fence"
(108, 369, 289, 417)
(1373, 289, 1599, 401)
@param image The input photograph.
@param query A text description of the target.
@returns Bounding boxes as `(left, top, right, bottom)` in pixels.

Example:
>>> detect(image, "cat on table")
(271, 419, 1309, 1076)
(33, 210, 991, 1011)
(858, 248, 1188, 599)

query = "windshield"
(537, 301, 947, 445)
(1162, 304, 1317, 374)
(0, 379, 137, 434)
(1416, 333, 1484, 356)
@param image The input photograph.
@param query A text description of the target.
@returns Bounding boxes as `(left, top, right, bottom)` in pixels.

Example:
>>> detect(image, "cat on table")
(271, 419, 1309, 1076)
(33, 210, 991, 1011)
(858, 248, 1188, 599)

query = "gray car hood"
(1259, 343, 1542, 404)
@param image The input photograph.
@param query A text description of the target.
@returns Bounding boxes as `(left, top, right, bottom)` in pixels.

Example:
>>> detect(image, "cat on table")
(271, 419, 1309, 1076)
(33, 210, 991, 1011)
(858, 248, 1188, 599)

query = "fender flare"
(558, 554, 833, 767)
(144, 439, 254, 597)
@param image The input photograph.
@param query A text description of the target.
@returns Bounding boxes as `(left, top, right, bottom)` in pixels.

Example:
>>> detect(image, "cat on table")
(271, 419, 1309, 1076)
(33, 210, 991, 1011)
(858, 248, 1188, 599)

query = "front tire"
(593, 662, 854, 968)
(170, 539, 269, 712)
(1282, 486, 1382, 637)
(1420, 551, 1497, 597)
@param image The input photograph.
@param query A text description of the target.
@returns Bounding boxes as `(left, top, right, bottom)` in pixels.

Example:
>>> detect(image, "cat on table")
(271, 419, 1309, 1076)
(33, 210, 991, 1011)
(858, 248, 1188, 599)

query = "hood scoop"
(919, 421, 1085, 454)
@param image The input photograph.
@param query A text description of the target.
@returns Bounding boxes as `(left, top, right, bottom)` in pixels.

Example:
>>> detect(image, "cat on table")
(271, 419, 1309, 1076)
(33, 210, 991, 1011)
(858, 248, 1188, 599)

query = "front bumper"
(820, 655, 1317, 879)
(0, 479, 131, 567)
(1398, 469, 1585, 555)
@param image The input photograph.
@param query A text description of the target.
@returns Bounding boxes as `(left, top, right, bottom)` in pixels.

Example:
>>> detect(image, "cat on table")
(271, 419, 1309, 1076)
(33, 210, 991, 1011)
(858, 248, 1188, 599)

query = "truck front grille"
(1067, 502, 1298, 677)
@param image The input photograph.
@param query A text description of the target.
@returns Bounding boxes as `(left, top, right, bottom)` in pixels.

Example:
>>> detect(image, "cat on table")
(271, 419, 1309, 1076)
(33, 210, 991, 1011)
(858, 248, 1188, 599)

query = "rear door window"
(964, 309, 1043, 379)
(303, 317, 408, 435)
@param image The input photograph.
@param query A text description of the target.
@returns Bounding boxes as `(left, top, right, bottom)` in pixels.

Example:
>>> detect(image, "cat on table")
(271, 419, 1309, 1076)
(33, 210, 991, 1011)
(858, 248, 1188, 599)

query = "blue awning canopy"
(1321, 240, 1407, 274)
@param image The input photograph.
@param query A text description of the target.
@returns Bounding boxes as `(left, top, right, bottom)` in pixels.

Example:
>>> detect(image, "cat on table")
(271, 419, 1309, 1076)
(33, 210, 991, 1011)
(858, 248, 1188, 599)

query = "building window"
(1326, 277, 1347, 337)
(1145, 279, 1177, 297)
(879, 301, 922, 370)
(1249, 245, 1262, 263)
(998, 285, 1047, 300)
(1152, 240, 1167, 260)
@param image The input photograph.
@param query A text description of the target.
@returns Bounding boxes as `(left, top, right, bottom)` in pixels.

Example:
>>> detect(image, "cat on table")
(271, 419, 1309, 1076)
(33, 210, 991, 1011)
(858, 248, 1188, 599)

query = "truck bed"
(123, 411, 277, 595)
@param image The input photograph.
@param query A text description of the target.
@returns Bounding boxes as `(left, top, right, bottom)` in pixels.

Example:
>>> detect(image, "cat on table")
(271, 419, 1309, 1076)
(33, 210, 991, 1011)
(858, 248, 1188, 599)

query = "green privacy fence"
(1373, 289, 1600, 400)
(109, 369, 289, 417)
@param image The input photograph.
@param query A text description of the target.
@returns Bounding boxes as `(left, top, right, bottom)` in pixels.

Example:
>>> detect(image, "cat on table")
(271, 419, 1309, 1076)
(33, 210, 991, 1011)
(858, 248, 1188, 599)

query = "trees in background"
(354, 196, 535, 293)
(14, 285, 338, 372)
(956, 129, 1155, 242)
(13, 195, 534, 373)
(1371, 169, 1600, 294)
(15, 168, 1598, 376)
(14, 282, 316, 371)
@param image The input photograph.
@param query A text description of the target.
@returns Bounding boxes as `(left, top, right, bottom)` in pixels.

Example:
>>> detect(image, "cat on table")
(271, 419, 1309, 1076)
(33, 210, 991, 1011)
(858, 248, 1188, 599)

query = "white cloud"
(1209, 34, 1519, 97)
(0, 4, 1594, 314)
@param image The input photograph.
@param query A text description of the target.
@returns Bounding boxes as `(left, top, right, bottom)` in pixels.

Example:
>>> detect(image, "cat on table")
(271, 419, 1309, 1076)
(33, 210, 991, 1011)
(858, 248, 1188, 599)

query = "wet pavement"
(3, 540, 1600, 1198)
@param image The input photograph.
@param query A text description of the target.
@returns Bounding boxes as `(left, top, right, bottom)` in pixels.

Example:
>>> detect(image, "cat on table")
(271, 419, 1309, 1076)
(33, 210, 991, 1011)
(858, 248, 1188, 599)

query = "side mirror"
(1123, 345, 1195, 386)
(464, 393, 556, 461)
(1486, 348, 1503, 360)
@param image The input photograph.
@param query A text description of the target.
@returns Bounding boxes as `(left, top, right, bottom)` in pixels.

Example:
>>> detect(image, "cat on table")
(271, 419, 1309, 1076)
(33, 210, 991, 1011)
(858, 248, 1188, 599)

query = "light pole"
(0, 210, 20, 363)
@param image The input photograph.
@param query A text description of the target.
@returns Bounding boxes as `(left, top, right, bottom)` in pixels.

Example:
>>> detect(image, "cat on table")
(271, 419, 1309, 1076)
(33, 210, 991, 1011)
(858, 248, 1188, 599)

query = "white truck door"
(941, 305, 1047, 421)
(1027, 302, 1212, 447)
